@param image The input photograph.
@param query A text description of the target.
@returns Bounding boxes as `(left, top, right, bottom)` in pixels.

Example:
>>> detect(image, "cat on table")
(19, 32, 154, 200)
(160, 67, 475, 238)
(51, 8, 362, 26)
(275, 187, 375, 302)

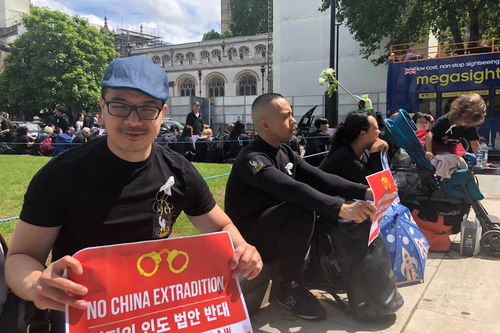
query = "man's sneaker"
(275, 280, 326, 320)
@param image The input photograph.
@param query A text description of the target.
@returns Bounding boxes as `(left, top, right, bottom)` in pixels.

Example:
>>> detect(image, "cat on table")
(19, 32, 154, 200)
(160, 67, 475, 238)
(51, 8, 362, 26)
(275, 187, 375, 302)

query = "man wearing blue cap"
(5, 57, 262, 332)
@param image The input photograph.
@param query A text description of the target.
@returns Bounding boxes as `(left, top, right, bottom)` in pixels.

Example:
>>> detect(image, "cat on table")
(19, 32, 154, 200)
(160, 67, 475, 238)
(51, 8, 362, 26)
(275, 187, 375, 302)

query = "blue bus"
(387, 40, 500, 154)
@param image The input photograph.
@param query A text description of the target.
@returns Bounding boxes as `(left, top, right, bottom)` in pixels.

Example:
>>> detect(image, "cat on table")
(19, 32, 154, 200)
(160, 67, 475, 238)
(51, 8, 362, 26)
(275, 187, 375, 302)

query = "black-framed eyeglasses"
(104, 100, 162, 120)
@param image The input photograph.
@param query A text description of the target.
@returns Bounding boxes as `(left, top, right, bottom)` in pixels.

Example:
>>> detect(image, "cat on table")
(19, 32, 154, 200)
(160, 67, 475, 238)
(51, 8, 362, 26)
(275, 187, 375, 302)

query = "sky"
(31, 0, 222, 44)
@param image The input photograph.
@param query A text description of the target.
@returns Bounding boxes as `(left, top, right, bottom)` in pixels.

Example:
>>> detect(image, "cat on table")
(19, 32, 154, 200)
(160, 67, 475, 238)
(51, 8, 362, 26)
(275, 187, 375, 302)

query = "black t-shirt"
(428, 114, 479, 145)
(154, 132, 178, 149)
(20, 137, 216, 260)
(71, 133, 86, 145)
(173, 136, 195, 160)
(83, 114, 94, 129)
(227, 133, 249, 158)
(185, 112, 204, 136)
(319, 144, 383, 187)
(193, 138, 211, 162)
(285, 135, 300, 154)
(305, 130, 331, 166)
(14, 135, 33, 154)
(224, 136, 368, 234)
(53, 114, 70, 133)
(1, 119, 16, 142)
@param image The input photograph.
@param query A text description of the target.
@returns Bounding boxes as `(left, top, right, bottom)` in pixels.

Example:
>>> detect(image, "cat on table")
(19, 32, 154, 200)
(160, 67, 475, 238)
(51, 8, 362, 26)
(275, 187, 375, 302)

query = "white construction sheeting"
(273, 0, 389, 118)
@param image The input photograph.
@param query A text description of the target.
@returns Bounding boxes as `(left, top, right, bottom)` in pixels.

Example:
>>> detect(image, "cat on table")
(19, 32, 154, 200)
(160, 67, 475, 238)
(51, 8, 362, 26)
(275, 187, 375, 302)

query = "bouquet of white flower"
(319, 68, 359, 104)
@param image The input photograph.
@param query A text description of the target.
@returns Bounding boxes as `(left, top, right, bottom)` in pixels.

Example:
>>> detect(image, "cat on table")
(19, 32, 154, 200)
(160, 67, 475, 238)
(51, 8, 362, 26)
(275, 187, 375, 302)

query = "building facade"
(0, 0, 30, 69)
(131, 34, 270, 98)
(130, 34, 271, 126)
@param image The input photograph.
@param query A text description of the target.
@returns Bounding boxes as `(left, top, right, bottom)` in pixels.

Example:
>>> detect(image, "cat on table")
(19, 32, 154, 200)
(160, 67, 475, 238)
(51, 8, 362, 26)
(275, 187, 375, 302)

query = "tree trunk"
(467, 0, 488, 50)
(450, 26, 465, 54)
(469, 11, 480, 50)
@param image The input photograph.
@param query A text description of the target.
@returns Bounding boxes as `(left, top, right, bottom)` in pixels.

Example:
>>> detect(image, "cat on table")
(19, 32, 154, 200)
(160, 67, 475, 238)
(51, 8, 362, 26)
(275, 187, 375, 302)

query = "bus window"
(495, 89, 500, 117)
(441, 90, 490, 115)
(418, 93, 437, 117)
(442, 98, 454, 114)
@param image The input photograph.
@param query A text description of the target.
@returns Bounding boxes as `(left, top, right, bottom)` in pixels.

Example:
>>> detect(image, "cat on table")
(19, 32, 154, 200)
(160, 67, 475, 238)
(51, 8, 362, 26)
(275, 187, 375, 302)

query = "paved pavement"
(476, 175, 500, 195)
(250, 175, 500, 333)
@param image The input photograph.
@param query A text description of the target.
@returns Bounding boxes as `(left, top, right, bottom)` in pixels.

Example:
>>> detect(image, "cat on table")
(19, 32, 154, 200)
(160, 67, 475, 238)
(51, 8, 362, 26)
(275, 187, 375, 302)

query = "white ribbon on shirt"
(285, 162, 294, 175)
(159, 176, 175, 196)
(445, 124, 457, 135)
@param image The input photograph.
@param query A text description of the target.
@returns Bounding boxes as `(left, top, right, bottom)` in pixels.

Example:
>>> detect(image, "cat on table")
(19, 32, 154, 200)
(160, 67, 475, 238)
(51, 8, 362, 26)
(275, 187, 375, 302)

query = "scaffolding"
(114, 27, 162, 57)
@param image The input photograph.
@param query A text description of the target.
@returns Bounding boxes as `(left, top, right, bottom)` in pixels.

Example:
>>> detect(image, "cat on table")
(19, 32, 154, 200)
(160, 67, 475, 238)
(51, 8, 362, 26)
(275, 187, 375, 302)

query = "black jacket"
(305, 130, 331, 166)
(72, 133, 87, 146)
(285, 135, 300, 154)
(225, 136, 368, 233)
(319, 144, 383, 186)
(14, 135, 33, 155)
(193, 138, 211, 162)
(0, 119, 16, 142)
(53, 114, 70, 133)
(185, 112, 204, 136)
(227, 133, 250, 158)
(173, 136, 195, 161)
(83, 114, 93, 129)
(154, 132, 178, 149)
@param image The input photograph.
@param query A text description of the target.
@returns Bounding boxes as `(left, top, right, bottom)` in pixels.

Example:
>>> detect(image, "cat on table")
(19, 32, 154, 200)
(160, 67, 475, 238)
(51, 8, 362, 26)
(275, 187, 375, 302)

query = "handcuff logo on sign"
(137, 248, 189, 277)
(381, 176, 391, 190)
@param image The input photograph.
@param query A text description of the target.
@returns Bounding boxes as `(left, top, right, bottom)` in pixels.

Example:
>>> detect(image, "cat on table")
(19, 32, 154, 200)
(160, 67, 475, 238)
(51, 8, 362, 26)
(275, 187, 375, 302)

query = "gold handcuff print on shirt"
(152, 191, 174, 216)
(137, 248, 189, 277)
(152, 191, 175, 238)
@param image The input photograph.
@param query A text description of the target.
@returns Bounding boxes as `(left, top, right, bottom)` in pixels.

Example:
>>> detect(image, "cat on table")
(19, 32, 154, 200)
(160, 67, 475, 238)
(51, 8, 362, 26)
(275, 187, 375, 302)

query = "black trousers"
(243, 203, 316, 282)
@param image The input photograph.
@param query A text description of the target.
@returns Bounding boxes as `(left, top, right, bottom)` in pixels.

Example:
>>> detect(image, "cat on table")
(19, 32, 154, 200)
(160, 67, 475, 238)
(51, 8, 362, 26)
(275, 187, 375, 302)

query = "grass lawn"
(0, 155, 231, 242)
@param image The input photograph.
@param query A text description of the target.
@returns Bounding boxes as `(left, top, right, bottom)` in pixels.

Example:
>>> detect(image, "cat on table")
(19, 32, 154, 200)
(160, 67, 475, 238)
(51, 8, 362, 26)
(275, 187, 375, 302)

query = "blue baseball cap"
(101, 57, 169, 101)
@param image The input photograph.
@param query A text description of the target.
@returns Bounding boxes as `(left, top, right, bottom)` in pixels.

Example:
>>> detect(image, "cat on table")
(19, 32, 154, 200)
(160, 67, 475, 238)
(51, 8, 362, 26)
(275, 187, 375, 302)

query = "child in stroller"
(385, 109, 500, 257)
(425, 93, 485, 160)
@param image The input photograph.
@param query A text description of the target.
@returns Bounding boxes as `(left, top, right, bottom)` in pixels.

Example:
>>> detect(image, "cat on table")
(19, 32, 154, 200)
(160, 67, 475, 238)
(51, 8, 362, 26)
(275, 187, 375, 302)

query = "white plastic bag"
(460, 216, 482, 256)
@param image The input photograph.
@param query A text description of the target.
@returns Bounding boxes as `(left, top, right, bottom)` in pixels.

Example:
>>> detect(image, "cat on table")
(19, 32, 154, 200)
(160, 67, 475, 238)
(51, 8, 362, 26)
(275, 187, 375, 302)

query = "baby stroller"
(384, 109, 500, 257)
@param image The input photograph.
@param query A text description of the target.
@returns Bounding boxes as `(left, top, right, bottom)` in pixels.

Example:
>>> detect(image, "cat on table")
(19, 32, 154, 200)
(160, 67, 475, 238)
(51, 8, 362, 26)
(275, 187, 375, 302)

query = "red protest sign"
(366, 169, 398, 245)
(66, 232, 252, 333)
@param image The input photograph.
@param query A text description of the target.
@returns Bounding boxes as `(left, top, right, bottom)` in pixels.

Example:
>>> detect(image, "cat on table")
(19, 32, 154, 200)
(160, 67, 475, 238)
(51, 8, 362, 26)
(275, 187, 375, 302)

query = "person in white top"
(75, 113, 84, 134)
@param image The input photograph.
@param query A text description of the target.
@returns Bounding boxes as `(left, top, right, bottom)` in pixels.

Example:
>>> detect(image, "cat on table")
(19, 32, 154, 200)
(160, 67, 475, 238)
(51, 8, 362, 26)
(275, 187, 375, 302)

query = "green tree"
(202, 29, 221, 41)
(230, 0, 269, 37)
(202, 29, 234, 41)
(0, 7, 118, 119)
(221, 29, 234, 39)
(320, 0, 500, 65)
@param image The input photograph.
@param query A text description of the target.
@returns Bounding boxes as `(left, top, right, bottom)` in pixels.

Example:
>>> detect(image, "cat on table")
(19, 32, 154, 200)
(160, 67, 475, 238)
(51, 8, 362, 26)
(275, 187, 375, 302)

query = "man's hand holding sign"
(340, 198, 376, 224)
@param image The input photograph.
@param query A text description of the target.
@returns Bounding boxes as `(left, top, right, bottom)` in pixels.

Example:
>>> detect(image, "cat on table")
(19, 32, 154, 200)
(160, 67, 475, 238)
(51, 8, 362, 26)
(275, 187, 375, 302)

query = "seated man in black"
(225, 93, 376, 320)
(304, 117, 331, 166)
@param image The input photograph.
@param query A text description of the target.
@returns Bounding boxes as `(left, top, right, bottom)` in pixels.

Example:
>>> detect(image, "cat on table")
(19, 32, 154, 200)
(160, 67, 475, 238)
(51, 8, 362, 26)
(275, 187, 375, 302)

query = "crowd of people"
(1, 93, 486, 175)
(0, 107, 106, 156)
(154, 104, 254, 163)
